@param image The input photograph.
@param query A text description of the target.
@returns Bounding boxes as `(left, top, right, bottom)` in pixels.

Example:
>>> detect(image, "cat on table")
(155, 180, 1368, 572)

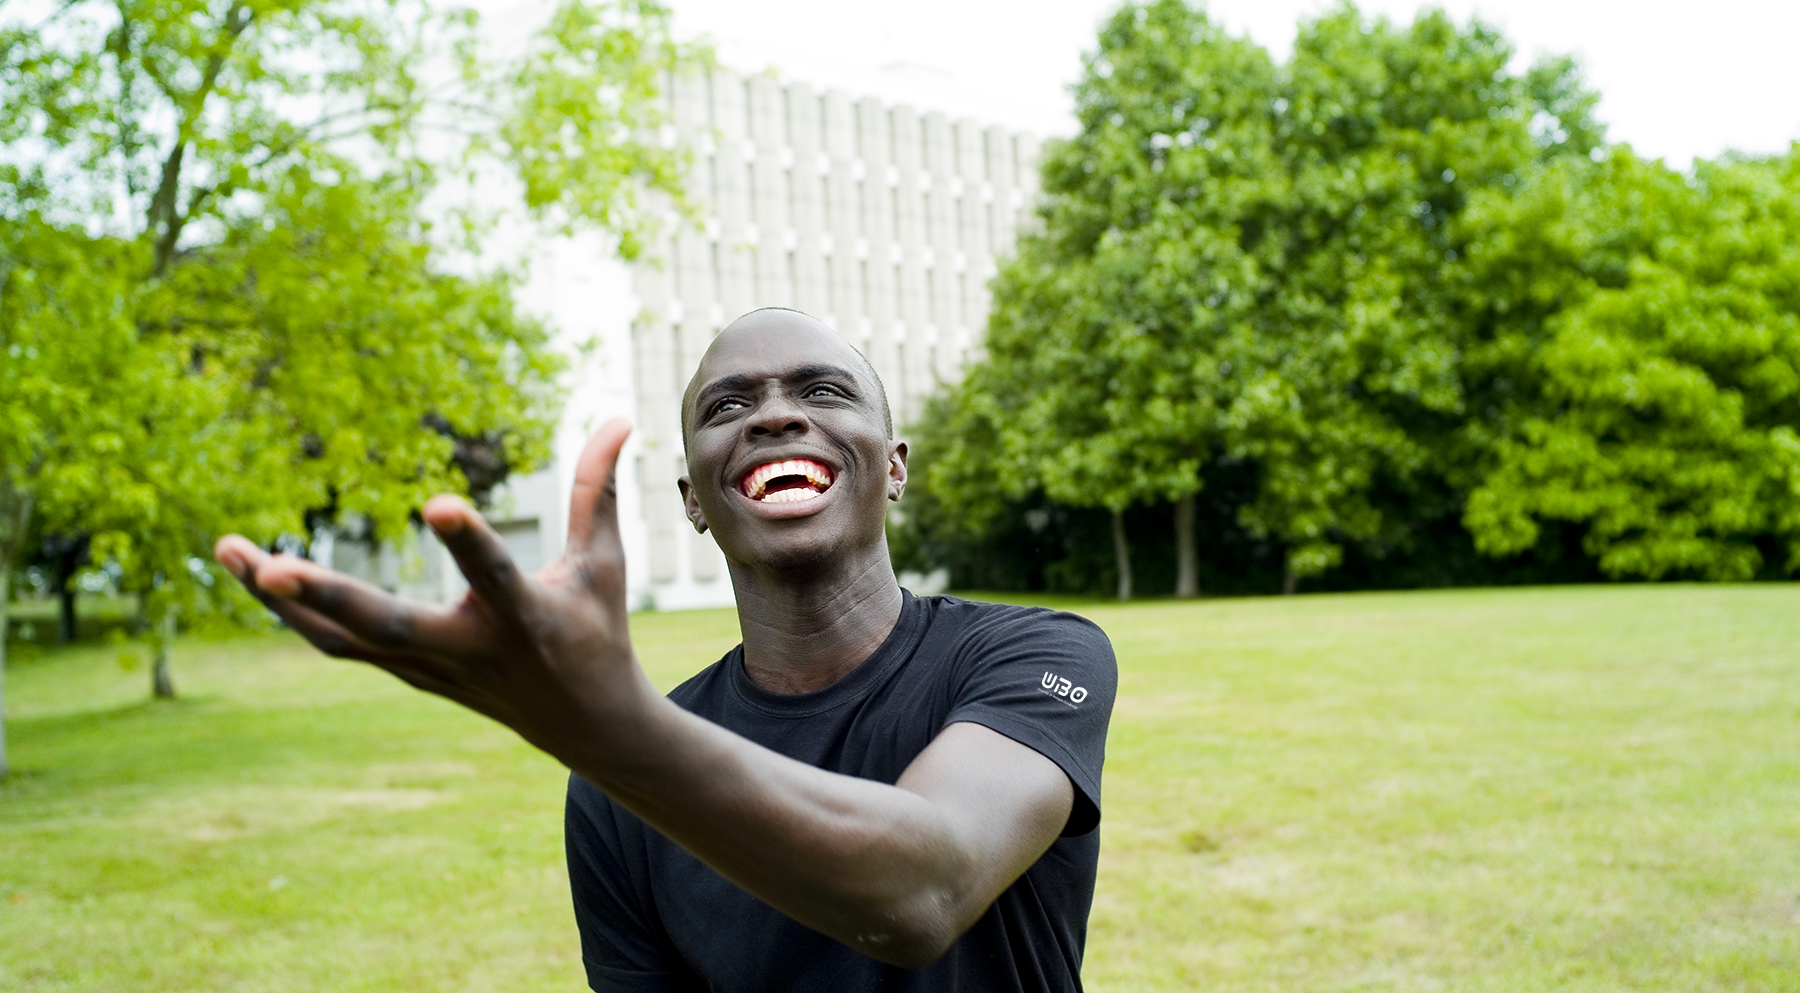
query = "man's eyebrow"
(694, 363, 862, 403)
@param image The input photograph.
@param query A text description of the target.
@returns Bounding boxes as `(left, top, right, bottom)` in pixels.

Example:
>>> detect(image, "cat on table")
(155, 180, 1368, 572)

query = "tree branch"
(147, 1, 254, 276)
(111, 0, 144, 206)
(147, 139, 188, 274)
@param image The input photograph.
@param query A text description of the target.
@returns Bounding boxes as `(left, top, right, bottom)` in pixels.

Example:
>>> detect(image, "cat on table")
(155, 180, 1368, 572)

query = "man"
(214, 308, 1117, 990)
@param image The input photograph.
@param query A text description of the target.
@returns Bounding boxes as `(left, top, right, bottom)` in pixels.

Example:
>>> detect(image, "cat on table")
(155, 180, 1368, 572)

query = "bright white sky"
(662, 0, 1800, 168)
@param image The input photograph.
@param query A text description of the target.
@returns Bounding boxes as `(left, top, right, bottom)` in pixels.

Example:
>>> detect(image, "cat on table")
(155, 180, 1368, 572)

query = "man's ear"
(887, 441, 908, 502)
(677, 476, 708, 534)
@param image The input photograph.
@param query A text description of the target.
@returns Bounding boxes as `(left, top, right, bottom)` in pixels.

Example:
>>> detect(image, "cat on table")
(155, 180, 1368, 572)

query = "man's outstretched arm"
(214, 419, 1072, 968)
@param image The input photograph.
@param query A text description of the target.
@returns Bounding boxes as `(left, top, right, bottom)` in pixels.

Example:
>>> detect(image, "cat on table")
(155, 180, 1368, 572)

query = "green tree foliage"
(0, 221, 193, 769)
(1458, 148, 1800, 580)
(931, 1, 1281, 598)
(906, 1, 1800, 600)
(923, 0, 1603, 596)
(1224, 5, 1603, 590)
(0, 0, 694, 774)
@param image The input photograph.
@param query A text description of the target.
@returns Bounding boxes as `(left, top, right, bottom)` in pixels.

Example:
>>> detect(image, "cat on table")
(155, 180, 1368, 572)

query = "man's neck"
(729, 550, 905, 695)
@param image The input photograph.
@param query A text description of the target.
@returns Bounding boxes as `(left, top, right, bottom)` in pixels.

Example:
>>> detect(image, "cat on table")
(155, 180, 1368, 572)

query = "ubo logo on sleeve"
(1039, 671, 1088, 706)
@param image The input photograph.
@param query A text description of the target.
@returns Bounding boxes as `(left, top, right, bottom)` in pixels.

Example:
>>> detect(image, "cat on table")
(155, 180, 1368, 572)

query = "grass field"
(3, 585, 1799, 991)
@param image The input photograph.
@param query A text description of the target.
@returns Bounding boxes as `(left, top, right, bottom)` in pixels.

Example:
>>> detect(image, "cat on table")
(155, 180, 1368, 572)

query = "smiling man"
(213, 308, 1116, 991)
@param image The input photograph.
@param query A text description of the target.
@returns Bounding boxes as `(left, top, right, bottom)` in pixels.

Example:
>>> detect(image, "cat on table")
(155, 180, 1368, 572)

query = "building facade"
(626, 66, 1041, 608)
(330, 67, 1040, 611)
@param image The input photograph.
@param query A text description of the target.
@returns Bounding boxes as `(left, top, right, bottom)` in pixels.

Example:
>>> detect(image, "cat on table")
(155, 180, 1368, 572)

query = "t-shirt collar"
(726, 589, 928, 718)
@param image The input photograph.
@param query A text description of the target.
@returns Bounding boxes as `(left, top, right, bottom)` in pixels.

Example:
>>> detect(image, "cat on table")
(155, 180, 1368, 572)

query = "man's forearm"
(562, 691, 1066, 968)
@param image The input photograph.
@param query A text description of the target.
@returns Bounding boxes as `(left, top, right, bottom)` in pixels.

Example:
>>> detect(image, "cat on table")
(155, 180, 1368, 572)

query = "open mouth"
(739, 458, 836, 504)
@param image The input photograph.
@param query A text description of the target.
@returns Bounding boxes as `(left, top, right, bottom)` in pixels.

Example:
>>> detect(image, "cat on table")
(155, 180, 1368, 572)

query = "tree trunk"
(0, 486, 31, 780)
(1111, 508, 1133, 602)
(0, 566, 10, 780)
(151, 606, 177, 700)
(1282, 566, 1298, 596)
(57, 585, 76, 643)
(1174, 494, 1199, 599)
(45, 533, 86, 643)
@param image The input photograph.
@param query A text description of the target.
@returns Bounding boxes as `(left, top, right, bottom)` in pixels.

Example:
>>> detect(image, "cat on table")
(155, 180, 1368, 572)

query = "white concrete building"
(350, 66, 1040, 611)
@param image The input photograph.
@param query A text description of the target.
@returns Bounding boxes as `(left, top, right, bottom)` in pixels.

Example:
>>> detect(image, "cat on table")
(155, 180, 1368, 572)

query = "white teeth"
(742, 458, 835, 500)
(761, 487, 823, 503)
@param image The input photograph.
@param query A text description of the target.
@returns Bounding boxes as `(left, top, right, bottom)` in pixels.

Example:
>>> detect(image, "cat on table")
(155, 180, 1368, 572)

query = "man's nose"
(746, 392, 808, 436)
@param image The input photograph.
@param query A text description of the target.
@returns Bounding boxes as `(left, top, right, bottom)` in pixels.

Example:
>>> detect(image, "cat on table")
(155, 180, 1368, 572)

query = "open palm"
(214, 419, 648, 760)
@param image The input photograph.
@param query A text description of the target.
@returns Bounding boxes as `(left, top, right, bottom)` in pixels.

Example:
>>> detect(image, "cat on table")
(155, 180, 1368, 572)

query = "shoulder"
(663, 648, 741, 712)
(923, 597, 1117, 835)
(919, 595, 1115, 660)
(911, 595, 1116, 700)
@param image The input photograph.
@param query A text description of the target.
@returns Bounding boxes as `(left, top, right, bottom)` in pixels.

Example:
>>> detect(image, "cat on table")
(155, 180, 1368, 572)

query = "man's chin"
(743, 537, 842, 575)
(710, 489, 892, 578)
(721, 525, 873, 579)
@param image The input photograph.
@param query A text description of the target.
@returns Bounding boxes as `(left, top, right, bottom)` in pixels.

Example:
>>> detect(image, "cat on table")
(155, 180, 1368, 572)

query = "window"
(784, 167, 796, 228)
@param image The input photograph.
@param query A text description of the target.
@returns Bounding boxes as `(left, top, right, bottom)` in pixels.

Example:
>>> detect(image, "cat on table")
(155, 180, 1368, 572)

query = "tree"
(1457, 147, 1800, 579)
(0, 219, 150, 775)
(925, 0, 1603, 596)
(936, 0, 1281, 599)
(0, 0, 694, 776)
(1213, 4, 1601, 592)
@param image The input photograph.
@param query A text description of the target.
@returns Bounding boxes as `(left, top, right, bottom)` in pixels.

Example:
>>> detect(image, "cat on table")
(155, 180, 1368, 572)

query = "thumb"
(566, 418, 634, 556)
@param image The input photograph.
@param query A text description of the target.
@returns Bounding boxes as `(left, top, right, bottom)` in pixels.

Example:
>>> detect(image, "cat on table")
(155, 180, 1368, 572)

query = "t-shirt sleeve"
(564, 775, 701, 992)
(942, 607, 1118, 836)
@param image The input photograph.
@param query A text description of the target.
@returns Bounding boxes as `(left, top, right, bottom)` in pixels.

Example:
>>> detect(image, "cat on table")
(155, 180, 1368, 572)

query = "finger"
(249, 553, 457, 656)
(217, 536, 492, 711)
(216, 534, 287, 623)
(261, 587, 426, 667)
(214, 534, 268, 584)
(217, 536, 318, 616)
(422, 494, 532, 614)
(262, 592, 497, 715)
(566, 418, 633, 554)
(218, 536, 438, 654)
(216, 539, 425, 660)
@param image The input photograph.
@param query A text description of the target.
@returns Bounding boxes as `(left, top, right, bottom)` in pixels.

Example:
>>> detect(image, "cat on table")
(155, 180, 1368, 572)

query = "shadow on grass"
(1, 697, 230, 795)
(3, 670, 499, 815)
(0, 693, 437, 807)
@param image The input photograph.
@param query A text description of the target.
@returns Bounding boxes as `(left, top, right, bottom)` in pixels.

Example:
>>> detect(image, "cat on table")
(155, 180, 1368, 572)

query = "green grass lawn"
(3, 585, 1798, 991)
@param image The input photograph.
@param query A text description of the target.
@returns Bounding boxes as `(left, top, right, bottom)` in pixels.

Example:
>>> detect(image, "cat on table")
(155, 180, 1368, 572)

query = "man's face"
(678, 313, 906, 573)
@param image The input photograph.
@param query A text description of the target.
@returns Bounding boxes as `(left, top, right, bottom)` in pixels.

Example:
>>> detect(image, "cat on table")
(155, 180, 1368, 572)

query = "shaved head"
(681, 308, 893, 449)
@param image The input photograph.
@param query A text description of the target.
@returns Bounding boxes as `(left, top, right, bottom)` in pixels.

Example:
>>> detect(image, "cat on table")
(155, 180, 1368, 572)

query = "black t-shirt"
(564, 592, 1118, 992)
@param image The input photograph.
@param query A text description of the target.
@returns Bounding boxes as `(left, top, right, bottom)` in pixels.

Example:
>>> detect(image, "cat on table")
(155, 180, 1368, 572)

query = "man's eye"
(712, 397, 748, 414)
(805, 384, 842, 399)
